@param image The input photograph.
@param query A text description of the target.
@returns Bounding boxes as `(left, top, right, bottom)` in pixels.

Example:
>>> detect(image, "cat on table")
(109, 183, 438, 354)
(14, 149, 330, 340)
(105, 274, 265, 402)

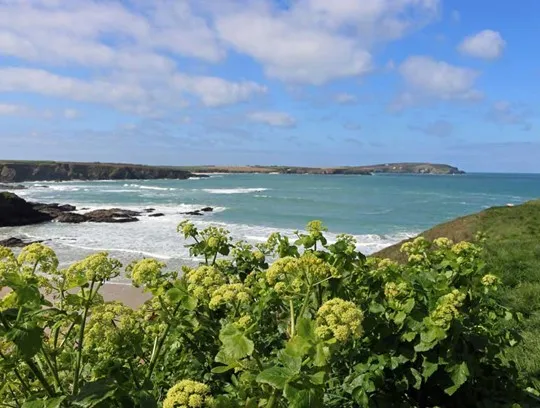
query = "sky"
(0, 0, 539, 172)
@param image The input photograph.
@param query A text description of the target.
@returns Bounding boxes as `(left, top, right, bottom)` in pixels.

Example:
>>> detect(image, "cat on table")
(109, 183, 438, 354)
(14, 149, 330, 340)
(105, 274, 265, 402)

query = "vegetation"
(377, 200, 540, 388)
(0, 219, 536, 407)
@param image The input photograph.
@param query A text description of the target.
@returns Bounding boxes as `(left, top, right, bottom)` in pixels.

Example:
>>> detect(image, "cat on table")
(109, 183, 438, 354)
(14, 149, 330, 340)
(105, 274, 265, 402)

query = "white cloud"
(0, 103, 28, 116)
(458, 30, 506, 60)
(487, 101, 532, 130)
(63, 108, 79, 119)
(334, 93, 358, 105)
(213, 0, 440, 84)
(174, 75, 267, 107)
(393, 56, 481, 109)
(248, 112, 296, 128)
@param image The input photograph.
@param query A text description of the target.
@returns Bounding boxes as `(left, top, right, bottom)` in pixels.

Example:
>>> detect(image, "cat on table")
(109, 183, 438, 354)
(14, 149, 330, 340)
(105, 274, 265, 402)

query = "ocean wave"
(202, 188, 269, 194)
(123, 184, 176, 191)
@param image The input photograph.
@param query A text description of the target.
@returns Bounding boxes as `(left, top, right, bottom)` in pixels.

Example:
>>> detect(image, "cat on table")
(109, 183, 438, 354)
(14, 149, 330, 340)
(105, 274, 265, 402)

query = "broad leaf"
(7, 322, 43, 359)
(71, 379, 117, 407)
(219, 324, 254, 360)
(256, 366, 295, 389)
(444, 362, 470, 395)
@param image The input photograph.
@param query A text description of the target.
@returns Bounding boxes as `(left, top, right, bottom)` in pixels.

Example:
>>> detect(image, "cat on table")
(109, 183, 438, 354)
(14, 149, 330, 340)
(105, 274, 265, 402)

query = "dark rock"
(0, 237, 43, 247)
(0, 183, 26, 190)
(83, 208, 140, 223)
(144, 208, 156, 213)
(32, 203, 77, 218)
(182, 210, 203, 216)
(148, 213, 165, 217)
(0, 192, 53, 227)
(200, 207, 214, 212)
(55, 213, 88, 223)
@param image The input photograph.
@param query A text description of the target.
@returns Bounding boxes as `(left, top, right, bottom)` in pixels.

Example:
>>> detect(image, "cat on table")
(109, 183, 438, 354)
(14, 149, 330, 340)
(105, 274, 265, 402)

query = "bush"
(0, 222, 534, 407)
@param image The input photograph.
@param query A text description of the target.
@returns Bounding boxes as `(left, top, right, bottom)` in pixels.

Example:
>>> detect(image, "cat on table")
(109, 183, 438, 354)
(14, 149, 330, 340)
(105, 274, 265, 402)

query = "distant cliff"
(183, 163, 465, 175)
(0, 161, 197, 182)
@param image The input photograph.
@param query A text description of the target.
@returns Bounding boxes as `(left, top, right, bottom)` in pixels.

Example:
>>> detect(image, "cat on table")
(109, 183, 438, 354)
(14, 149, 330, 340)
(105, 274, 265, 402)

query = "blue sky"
(0, 0, 538, 172)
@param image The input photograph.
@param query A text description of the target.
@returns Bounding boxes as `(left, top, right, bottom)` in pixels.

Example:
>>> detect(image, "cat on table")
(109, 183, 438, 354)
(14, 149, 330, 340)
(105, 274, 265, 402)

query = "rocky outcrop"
(181, 207, 214, 217)
(0, 161, 201, 182)
(0, 192, 53, 227)
(0, 183, 26, 190)
(0, 237, 43, 247)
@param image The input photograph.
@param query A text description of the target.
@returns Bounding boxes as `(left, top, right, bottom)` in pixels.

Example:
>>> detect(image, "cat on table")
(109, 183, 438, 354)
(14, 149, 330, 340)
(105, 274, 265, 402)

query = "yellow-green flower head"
(185, 266, 225, 300)
(207, 236, 220, 249)
(481, 274, 499, 286)
(178, 220, 197, 238)
(85, 302, 140, 355)
(297, 252, 340, 280)
(17, 243, 58, 274)
(433, 237, 454, 249)
(451, 241, 476, 255)
(253, 250, 265, 262)
(233, 315, 252, 329)
(431, 289, 466, 328)
(209, 283, 251, 310)
(266, 257, 297, 285)
(0, 247, 18, 286)
(384, 282, 409, 300)
(68, 252, 121, 283)
(316, 298, 364, 342)
(408, 254, 424, 264)
(307, 220, 328, 235)
(130, 258, 166, 289)
(377, 258, 398, 270)
(163, 380, 214, 408)
(0, 246, 15, 263)
(401, 236, 430, 254)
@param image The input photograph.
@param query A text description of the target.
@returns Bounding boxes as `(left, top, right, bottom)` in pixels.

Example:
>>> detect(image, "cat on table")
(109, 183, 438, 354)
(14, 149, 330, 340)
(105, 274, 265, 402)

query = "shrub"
(0, 222, 534, 407)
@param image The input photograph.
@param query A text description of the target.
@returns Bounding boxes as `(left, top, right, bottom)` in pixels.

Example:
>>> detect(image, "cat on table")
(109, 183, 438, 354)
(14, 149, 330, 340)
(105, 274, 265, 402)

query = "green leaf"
(71, 379, 117, 407)
(296, 317, 316, 341)
(279, 350, 302, 374)
(7, 323, 43, 359)
(309, 371, 326, 385)
(212, 365, 235, 374)
(401, 331, 417, 342)
(444, 362, 470, 395)
(421, 359, 438, 380)
(219, 324, 254, 360)
(256, 366, 295, 389)
(313, 343, 329, 367)
(165, 287, 183, 302)
(369, 302, 385, 314)
(285, 336, 311, 359)
(22, 398, 66, 408)
(284, 384, 323, 408)
(409, 367, 422, 390)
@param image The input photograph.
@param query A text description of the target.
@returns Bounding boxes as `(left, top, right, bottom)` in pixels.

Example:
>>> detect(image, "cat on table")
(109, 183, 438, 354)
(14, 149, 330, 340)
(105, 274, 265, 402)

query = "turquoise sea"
(2, 173, 540, 276)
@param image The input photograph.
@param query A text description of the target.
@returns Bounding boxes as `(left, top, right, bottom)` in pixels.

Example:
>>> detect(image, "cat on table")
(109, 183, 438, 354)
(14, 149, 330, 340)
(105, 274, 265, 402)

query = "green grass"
(374, 200, 540, 387)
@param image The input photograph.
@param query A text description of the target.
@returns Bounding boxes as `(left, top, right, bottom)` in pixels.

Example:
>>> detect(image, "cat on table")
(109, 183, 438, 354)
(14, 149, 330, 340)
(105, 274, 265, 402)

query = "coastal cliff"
(0, 161, 196, 182)
(183, 163, 465, 175)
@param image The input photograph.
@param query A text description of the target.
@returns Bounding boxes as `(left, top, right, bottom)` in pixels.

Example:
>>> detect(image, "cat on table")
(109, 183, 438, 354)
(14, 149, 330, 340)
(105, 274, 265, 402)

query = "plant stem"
(26, 358, 56, 397)
(73, 279, 96, 395)
(41, 345, 64, 393)
(145, 301, 183, 382)
(0, 350, 31, 395)
(298, 283, 313, 320)
(289, 299, 295, 338)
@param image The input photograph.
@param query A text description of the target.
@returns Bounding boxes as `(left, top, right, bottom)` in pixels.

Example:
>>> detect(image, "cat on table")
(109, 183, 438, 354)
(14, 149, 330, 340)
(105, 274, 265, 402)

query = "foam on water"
(202, 187, 269, 194)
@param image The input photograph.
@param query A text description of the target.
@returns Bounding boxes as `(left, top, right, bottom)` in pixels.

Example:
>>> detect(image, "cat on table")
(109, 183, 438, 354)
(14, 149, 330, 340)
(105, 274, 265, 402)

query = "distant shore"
(0, 161, 465, 182)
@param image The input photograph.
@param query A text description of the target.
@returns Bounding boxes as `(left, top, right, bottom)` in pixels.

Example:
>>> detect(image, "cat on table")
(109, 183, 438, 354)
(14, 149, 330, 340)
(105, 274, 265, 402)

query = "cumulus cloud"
(409, 119, 454, 137)
(0, 103, 28, 116)
(486, 101, 532, 130)
(248, 112, 296, 128)
(458, 30, 506, 60)
(392, 56, 481, 109)
(213, 0, 439, 84)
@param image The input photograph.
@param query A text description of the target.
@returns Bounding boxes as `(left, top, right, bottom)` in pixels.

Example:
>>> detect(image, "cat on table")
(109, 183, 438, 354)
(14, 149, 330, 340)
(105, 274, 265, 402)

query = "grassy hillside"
(375, 200, 540, 386)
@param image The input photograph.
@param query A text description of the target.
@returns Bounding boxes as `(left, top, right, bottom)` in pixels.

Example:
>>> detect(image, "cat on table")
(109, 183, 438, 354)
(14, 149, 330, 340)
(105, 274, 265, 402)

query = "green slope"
(375, 200, 540, 386)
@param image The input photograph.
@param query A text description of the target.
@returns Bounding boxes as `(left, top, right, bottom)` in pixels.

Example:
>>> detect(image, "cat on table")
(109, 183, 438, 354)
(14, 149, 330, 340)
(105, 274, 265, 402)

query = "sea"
(2, 173, 540, 282)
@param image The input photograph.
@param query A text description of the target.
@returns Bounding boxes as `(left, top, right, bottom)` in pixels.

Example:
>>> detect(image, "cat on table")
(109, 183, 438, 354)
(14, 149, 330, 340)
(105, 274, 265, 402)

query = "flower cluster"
(209, 283, 251, 310)
(430, 289, 466, 328)
(68, 252, 121, 283)
(177, 220, 197, 238)
(185, 266, 226, 300)
(315, 298, 364, 342)
(129, 258, 166, 291)
(266, 254, 339, 295)
(163, 380, 214, 408)
(17, 243, 58, 274)
(400, 236, 430, 255)
(451, 241, 476, 256)
(233, 315, 252, 329)
(481, 274, 500, 287)
(0, 247, 17, 287)
(85, 302, 141, 357)
(433, 237, 454, 249)
(384, 282, 410, 300)
(407, 254, 425, 264)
